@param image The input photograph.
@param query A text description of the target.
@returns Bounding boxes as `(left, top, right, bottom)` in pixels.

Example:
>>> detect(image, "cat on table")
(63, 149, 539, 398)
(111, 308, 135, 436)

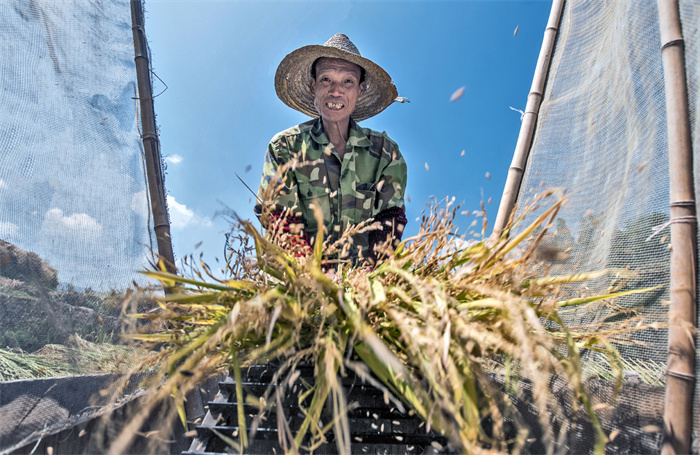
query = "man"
(256, 33, 408, 268)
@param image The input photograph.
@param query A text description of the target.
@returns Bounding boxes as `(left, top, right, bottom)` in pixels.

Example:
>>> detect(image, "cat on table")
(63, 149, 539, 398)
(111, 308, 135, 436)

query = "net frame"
(0, 0, 181, 452)
(497, 0, 698, 452)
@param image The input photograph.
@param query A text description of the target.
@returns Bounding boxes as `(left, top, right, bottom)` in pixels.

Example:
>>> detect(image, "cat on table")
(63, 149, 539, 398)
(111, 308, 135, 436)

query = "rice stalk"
(0, 335, 148, 380)
(112, 191, 657, 454)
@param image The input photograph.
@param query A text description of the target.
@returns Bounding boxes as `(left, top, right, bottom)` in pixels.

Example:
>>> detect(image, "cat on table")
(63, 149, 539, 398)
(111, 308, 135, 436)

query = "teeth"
(326, 102, 343, 109)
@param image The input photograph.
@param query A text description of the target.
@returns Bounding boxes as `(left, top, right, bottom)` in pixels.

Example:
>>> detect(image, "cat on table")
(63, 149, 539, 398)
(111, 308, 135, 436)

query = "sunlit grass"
(108, 191, 658, 455)
(0, 334, 149, 380)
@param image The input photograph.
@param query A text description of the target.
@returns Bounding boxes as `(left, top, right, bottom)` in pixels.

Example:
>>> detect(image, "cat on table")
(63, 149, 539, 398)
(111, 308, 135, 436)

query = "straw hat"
(275, 34, 398, 122)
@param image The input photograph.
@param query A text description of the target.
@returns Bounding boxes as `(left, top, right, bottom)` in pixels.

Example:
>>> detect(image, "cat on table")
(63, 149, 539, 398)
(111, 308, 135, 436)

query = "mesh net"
(513, 1, 698, 453)
(685, 1, 700, 449)
(0, 0, 160, 451)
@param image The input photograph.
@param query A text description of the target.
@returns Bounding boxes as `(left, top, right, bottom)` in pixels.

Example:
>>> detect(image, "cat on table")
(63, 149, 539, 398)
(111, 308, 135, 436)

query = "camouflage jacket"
(256, 117, 407, 261)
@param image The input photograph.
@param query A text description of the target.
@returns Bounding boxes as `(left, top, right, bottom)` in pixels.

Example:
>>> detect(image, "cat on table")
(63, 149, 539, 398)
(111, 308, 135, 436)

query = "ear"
(309, 78, 316, 96)
(358, 81, 366, 99)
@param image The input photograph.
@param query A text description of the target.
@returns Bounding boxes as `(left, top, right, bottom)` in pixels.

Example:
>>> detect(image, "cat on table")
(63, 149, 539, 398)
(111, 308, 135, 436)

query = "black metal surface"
(184, 365, 449, 455)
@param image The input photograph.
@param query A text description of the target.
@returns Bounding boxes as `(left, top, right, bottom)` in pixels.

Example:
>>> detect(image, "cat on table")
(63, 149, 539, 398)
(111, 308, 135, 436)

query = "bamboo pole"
(130, 0, 205, 427)
(657, 1, 697, 454)
(492, 0, 565, 238)
(130, 0, 177, 274)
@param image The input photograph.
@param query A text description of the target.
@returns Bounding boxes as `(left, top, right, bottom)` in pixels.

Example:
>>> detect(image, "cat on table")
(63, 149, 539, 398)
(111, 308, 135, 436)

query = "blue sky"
(144, 0, 553, 266)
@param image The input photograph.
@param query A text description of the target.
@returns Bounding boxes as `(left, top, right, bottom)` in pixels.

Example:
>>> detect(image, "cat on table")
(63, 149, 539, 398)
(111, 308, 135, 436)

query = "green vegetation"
(0, 239, 156, 378)
(0, 280, 140, 354)
(0, 334, 149, 381)
(116, 192, 657, 455)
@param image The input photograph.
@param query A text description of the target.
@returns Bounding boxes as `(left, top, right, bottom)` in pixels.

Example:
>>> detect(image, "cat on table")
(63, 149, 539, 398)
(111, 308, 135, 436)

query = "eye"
(320, 76, 331, 83)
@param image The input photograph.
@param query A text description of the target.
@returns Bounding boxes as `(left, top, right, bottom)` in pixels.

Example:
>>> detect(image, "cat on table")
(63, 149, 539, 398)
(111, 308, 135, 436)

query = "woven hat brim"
(275, 44, 398, 122)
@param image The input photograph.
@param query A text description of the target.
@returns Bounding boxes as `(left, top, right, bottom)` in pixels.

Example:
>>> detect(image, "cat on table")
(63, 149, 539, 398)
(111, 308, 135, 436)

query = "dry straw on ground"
(0, 334, 148, 380)
(108, 191, 657, 455)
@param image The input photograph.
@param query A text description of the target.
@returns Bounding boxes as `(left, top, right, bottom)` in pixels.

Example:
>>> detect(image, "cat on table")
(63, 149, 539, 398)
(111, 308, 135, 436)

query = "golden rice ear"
(117, 193, 655, 454)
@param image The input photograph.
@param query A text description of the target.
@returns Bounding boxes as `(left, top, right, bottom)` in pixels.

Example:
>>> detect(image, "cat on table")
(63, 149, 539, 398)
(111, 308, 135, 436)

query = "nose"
(328, 80, 343, 96)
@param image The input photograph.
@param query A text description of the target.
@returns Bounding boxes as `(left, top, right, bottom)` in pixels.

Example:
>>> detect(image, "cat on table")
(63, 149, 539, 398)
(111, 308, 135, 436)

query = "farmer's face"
(310, 58, 365, 125)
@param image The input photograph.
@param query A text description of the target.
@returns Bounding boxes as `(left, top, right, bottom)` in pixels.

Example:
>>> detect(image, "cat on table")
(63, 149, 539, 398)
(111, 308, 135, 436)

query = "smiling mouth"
(326, 102, 344, 110)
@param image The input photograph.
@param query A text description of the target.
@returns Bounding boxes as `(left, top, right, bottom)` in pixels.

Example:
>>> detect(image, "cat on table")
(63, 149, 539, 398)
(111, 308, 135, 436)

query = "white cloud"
(43, 208, 102, 240)
(0, 221, 19, 238)
(0, 179, 6, 189)
(165, 154, 183, 165)
(167, 195, 211, 229)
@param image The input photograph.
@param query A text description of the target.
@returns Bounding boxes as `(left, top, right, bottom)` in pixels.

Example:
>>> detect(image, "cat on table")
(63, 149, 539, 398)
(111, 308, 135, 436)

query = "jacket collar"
(309, 117, 372, 149)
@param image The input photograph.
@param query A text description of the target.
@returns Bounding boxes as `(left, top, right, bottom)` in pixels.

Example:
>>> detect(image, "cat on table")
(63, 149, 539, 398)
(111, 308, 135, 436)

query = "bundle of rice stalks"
(0, 335, 148, 380)
(0, 347, 68, 380)
(111, 192, 656, 455)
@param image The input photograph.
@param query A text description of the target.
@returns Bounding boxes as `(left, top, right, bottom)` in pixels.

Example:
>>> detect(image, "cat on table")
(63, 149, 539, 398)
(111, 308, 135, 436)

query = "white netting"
(0, 0, 159, 449)
(514, 1, 698, 453)
(0, 0, 155, 291)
